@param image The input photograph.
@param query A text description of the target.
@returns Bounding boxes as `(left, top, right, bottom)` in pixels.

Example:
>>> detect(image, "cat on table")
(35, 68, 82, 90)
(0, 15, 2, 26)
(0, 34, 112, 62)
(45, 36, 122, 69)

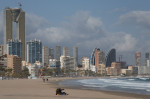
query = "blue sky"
(1, 0, 150, 65)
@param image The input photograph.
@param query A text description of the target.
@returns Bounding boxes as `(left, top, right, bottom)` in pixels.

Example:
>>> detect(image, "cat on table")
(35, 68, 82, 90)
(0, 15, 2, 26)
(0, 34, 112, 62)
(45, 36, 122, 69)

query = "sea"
(59, 77, 150, 95)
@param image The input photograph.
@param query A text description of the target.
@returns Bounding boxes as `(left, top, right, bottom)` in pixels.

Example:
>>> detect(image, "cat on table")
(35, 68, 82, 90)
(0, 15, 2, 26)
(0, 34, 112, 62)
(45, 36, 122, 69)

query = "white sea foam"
(138, 78, 149, 80)
(76, 78, 150, 95)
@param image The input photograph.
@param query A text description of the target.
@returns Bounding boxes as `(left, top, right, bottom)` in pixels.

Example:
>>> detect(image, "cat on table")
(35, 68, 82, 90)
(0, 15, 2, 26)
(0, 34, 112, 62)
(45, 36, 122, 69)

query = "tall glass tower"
(7, 39, 22, 58)
(106, 49, 116, 67)
(27, 39, 42, 63)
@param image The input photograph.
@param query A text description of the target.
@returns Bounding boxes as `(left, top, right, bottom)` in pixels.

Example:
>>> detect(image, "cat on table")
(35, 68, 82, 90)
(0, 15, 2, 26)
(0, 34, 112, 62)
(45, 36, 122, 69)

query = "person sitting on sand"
(56, 88, 68, 95)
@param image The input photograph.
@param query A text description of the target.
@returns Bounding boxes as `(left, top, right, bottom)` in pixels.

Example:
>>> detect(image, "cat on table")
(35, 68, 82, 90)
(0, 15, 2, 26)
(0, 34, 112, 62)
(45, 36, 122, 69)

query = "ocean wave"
(128, 79, 135, 81)
(75, 78, 150, 95)
(138, 78, 150, 80)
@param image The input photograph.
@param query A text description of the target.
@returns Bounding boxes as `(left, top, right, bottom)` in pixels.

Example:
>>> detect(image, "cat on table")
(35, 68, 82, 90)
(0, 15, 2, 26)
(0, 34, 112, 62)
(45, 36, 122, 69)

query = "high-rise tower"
(49, 48, 54, 59)
(73, 46, 78, 69)
(135, 52, 141, 66)
(56, 46, 61, 61)
(145, 52, 150, 67)
(42, 46, 49, 66)
(106, 49, 116, 67)
(63, 47, 69, 56)
(4, 7, 25, 60)
(26, 39, 42, 63)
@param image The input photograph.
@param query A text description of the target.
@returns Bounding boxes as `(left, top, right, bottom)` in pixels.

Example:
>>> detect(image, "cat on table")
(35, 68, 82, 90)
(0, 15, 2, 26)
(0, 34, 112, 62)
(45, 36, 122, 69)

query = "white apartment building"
(60, 56, 75, 70)
(81, 57, 90, 70)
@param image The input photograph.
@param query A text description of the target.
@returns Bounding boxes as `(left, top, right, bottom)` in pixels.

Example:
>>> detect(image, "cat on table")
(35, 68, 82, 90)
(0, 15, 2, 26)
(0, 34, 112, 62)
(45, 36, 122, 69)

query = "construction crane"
(18, 2, 22, 8)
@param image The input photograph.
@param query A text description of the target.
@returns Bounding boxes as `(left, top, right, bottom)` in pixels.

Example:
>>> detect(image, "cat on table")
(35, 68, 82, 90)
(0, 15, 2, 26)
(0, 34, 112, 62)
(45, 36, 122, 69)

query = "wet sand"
(0, 78, 150, 99)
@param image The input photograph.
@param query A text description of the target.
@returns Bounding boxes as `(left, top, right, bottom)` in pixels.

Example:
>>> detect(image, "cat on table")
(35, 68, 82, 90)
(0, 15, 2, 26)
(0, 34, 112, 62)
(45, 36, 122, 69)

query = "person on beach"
(56, 88, 68, 95)
(43, 78, 45, 82)
(46, 78, 48, 82)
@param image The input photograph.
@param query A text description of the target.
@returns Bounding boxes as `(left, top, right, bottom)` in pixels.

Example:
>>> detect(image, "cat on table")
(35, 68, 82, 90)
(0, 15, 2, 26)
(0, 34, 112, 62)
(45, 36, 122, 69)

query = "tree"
(6, 68, 13, 79)
(20, 67, 30, 78)
(0, 67, 6, 77)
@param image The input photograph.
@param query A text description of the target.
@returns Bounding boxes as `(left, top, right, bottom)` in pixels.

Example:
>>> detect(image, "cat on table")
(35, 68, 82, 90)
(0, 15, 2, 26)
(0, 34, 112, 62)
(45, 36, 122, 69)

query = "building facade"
(73, 46, 78, 68)
(49, 59, 60, 68)
(94, 49, 105, 74)
(63, 47, 69, 56)
(81, 57, 90, 70)
(111, 62, 121, 76)
(60, 56, 75, 70)
(0, 54, 7, 68)
(135, 52, 141, 66)
(7, 39, 22, 58)
(106, 49, 116, 67)
(4, 8, 25, 60)
(145, 52, 149, 67)
(27, 39, 42, 63)
(0, 45, 4, 56)
(56, 46, 61, 61)
(42, 46, 49, 66)
(49, 48, 54, 59)
(7, 55, 22, 73)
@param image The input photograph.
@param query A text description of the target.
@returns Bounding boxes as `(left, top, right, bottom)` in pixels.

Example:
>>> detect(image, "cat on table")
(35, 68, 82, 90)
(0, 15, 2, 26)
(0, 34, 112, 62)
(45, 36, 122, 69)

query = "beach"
(0, 78, 150, 99)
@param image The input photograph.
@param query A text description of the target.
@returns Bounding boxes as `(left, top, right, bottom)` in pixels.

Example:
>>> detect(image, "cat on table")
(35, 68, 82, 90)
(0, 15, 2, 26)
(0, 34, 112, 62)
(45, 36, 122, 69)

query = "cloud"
(25, 11, 138, 55)
(110, 7, 127, 13)
(118, 11, 150, 28)
(27, 11, 106, 47)
(112, 32, 137, 52)
(26, 13, 50, 36)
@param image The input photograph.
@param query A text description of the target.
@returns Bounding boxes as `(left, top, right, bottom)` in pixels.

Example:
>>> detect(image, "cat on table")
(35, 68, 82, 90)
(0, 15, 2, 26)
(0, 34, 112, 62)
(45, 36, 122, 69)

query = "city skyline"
(1, 0, 150, 65)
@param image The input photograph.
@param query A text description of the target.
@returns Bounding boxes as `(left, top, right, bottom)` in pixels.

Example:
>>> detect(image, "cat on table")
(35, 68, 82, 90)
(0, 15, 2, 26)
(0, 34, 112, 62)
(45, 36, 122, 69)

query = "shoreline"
(0, 77, 150, 99)
(50, 77, 150, 99)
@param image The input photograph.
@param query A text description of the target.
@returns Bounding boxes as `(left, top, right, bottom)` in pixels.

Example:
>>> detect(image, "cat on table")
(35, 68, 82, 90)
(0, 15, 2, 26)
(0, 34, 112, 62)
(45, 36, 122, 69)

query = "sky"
(0, 0, 150, 65)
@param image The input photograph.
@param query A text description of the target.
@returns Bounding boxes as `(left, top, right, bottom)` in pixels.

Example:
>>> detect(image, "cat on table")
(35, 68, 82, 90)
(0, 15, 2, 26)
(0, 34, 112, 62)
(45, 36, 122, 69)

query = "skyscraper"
(91, 48, 97, 65)
(7, 39, 22, 58)
(4, 7, 25, 60)
(63, 47, 69, 56)
(27, 39, 42, 63)
(49, 48, 54, 59)
(94, 48, 105, 74)
(0, 45, 4, 56)
(73, 46, 78, 64)
(145, 52, 150, 67)
(106, 49, 116, 67)
(42, 46, 49, 66)
(56, 46, 61, 61)
(135, 52, 141, 66)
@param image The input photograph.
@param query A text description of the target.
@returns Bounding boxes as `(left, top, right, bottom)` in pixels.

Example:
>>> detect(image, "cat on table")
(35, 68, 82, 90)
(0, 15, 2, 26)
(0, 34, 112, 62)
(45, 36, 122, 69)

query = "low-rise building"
(60, 56, 75, 70)
(7, 55, 22, 74)
(26, 63, 40, 78)
(138, 66, 150, 75)
(97, 64, 106, 75)
(81, 57, 90, 70)
(0, 54, 7, 69)
(121, 69, 132, 76)
(49, 59, 60, 68)
(128, 66, 138, 75)
(106, 67, 117, 76)
(111, 62, 121, 75)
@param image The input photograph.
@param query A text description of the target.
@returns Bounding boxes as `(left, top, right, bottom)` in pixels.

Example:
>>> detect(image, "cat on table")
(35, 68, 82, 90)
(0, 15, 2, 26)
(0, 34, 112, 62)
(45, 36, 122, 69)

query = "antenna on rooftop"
(18, 2, 22, 8)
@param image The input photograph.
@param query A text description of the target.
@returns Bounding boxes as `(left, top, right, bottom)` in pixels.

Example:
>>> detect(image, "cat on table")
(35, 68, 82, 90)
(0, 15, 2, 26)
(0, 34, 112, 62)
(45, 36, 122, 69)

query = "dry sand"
(0, 78, 150, 99)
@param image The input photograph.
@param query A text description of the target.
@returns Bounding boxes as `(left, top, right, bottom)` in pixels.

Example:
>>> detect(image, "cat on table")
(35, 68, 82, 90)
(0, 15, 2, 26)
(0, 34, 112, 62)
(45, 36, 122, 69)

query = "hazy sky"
(0, 0, 150, 65)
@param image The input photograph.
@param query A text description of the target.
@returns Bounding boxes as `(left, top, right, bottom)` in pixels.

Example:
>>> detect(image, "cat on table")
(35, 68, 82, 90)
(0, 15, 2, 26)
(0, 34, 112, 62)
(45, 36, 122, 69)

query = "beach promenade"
(0, 78, 150, 99)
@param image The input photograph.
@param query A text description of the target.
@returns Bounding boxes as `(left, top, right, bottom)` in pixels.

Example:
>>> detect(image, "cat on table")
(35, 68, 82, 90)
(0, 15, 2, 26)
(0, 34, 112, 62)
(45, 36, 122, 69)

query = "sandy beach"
(0, 78, 150, 99)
